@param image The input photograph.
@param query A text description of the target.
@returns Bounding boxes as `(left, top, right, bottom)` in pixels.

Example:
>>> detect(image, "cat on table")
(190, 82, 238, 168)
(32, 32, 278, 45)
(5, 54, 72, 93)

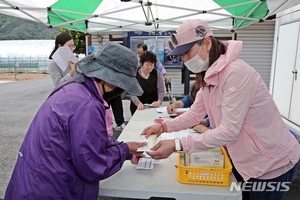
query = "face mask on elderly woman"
(102, 84, 124, 102)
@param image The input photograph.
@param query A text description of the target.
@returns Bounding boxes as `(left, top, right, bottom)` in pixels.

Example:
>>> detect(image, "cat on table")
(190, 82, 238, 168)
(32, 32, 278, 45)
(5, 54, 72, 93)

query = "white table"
(99, 108, 242, 200)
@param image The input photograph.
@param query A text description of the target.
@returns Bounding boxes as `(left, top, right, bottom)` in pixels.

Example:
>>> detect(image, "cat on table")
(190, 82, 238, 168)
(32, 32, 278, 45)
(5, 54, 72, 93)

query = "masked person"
(142, 19, 300, 200)
(5, 42, 147, 200)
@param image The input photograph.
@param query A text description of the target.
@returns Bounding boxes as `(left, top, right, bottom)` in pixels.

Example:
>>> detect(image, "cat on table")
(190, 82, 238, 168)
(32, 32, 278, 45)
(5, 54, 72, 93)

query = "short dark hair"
(139, 51, 157, 66)
(137, 43, 148, 51)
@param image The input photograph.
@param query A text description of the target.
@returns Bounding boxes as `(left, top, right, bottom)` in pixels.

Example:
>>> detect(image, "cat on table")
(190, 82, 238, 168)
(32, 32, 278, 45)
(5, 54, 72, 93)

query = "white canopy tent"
(0, 0, 299, 34)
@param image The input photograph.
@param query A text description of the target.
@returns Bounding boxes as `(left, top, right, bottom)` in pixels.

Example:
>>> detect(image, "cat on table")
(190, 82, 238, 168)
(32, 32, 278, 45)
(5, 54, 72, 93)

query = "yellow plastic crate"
(176, 147, 232, 186)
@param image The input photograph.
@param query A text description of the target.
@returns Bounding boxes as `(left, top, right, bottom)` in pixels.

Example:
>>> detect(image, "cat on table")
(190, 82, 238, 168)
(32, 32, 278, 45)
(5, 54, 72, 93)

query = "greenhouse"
(0, 40, 54, 73)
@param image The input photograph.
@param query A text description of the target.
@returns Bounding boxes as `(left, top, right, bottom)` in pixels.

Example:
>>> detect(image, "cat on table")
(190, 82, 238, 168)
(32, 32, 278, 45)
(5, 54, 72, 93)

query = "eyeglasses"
(68, 45, 76, 50)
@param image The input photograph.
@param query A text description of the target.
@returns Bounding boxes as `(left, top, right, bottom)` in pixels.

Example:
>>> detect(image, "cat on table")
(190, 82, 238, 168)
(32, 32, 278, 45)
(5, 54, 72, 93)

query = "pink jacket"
(165, 40, 300, 181)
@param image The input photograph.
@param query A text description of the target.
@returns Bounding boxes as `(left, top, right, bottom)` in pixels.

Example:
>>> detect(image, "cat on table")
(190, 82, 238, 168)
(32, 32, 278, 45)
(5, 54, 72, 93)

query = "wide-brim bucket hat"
(77, 42, 143, 96)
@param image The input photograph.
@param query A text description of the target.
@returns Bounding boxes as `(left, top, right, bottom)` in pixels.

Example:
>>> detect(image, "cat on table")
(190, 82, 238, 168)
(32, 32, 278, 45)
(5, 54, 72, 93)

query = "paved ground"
(0, 77, 299, 200)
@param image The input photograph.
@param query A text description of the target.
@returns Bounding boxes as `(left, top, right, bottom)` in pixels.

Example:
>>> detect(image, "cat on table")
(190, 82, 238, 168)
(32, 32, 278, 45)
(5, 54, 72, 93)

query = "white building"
(270, 4, 300, 136)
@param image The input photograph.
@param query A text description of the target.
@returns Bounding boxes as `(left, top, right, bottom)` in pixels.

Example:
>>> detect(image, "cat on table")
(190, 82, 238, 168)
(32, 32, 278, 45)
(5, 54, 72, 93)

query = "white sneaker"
(114, 123, 126, 131)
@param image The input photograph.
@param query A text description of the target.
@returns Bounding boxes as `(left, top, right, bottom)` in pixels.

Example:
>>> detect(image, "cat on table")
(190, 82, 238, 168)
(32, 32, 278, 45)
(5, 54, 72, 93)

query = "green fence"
(0, 56, 49, 73)
(0, 62, 38, 68)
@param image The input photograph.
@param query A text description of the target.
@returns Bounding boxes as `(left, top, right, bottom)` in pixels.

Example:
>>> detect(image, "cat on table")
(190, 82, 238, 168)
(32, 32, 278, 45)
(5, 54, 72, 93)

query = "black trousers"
(107, 96, 124, 126)
(129, 101, 137, 116)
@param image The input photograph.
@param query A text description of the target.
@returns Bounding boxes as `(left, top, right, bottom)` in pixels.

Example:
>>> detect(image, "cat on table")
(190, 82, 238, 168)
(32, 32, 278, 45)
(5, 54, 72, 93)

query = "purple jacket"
(5, 77, 132, 200)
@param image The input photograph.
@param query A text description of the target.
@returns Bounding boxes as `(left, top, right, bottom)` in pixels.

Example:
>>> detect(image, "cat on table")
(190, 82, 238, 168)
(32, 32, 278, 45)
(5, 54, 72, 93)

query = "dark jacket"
(130, 69, 158, 114)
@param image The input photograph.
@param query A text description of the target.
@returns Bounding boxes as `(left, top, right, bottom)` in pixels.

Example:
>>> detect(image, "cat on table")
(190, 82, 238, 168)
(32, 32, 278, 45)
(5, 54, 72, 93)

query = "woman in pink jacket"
(143, 19, 300, 200)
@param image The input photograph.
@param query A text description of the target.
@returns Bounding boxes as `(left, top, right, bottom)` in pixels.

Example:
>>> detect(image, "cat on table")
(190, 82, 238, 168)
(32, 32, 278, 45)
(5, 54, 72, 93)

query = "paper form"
(136, 157, 155, 170)
(52, 46, 78, 71)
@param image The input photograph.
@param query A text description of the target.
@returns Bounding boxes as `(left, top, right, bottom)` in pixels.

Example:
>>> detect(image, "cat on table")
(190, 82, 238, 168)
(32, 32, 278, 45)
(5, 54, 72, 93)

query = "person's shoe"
(114, 123, 126, 131)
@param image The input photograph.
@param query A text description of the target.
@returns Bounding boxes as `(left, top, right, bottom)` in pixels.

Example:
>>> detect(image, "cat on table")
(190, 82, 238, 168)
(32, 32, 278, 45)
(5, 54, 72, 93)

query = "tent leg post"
(85, 34, 89, 56)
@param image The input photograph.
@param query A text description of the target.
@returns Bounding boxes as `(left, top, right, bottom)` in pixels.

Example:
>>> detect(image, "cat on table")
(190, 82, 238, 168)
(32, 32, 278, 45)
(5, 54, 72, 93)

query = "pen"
(169, 156, 177, 168)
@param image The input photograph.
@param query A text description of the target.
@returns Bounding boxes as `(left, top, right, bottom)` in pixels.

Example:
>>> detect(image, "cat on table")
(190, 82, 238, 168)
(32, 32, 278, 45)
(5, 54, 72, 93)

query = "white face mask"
(184, 45, 209, 73)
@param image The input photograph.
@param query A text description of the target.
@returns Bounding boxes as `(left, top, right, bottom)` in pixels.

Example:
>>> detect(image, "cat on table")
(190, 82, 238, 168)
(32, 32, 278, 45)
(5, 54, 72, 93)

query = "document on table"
(175, 108, 190, 112)
(52, 46, 78, 71)
(159, 129, 201, 140)
(136, 157, 155, 170)
(155, 107, 189, 114)
(144, 103, 154, 108)
(155, 107, 167, 113)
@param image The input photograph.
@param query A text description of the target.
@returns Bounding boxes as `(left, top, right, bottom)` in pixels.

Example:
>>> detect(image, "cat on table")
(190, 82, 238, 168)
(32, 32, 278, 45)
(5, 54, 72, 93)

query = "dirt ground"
(0, 73, 49, 81)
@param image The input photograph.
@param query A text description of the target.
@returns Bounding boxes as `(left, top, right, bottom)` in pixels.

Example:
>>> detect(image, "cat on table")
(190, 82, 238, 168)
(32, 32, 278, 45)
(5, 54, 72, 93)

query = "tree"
(0, 13, 59, 40)
(58, 28, 86, 55)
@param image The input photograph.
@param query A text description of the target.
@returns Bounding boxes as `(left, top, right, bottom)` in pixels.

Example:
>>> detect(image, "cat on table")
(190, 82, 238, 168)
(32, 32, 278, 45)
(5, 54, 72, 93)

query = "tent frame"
(0, 0, 286, 34)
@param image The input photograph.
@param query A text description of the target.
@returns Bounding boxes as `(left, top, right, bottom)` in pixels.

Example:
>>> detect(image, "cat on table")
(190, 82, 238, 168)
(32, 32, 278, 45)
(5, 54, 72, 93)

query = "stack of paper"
(136, 157, 155, 170)
(52, 46, 78, 71)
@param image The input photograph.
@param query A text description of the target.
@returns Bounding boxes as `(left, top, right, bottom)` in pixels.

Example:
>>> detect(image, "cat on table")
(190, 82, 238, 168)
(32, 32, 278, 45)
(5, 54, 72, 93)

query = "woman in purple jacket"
(4, 42, 146, 200)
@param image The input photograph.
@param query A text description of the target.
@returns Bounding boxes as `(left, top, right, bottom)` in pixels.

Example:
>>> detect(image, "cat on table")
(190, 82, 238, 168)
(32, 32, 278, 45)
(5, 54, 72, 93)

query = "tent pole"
(231, 18, 235, 40)
(85, 35, 89, 56)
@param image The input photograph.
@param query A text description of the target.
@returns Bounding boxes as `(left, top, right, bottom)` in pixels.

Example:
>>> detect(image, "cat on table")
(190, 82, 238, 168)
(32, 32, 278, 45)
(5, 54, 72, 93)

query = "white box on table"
(189, 148, 224, 168)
